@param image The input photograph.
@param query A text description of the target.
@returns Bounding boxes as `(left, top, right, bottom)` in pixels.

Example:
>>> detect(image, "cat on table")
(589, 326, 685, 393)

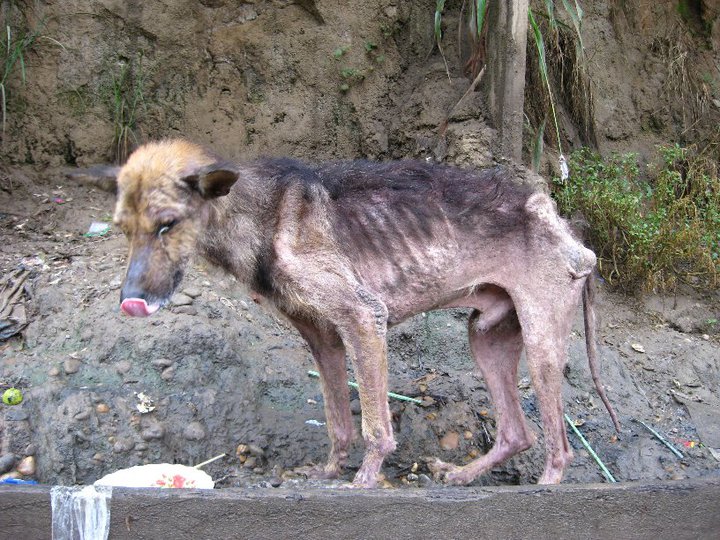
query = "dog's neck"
(197, 168, 271, 288)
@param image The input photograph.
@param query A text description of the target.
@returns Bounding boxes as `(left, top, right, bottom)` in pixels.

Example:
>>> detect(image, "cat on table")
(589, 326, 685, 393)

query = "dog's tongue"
(121, 298, 160, 317)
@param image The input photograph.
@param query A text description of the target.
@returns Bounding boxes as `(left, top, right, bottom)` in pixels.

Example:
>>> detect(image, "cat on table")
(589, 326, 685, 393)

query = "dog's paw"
(292, 463, 341, 481)
(425, 457, 468, 485)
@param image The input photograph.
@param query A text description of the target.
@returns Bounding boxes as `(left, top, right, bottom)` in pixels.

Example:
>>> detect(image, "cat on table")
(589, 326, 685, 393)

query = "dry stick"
(194, 453, 227, 469)
(633, 419, 685, 459)
(564, 413, 617, 483)
(438, 66, 486, 136)
(307, 370, 423, 405)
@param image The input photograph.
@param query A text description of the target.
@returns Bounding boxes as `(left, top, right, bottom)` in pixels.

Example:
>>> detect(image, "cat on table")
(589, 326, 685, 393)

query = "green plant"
(1, 24, 36, 132)
(107, 58, 147, 163)
(0, 15, 63, 134)
(552, 145, 720, 291)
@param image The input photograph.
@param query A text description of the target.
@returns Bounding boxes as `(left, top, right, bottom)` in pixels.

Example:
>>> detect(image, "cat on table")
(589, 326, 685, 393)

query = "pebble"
(440, 431, 460, 451)
(174, 306, 198, 316)
(24, 444, 37, 456)
(73, 410, 91, 421)
(0, 453, 16, 474)
(135, 443, 148, 451)
(151, 358, 174, 369)
(95, 403, 110, 414)
(64, 358, 82, 374)
(183, 288, 202, 298)
(183, 421, 206, 441)
(350, 399, 362, 415)
(92, 453, 106, 462)
(406, 473, 419, 482)
(6, 409, 28, 421)
(17, 456, 36, 476)
(141, 422, 166, 441)
(269, 476, 283, 487)
(113, 437, 136, 453)
(115, 360, 132, 374)
(464, 430, 473, 440)
(161, 366, 176, 381)
(171, 293, 194, 306)
(417, 474, 434, 487)
(49, 366, 61, 377)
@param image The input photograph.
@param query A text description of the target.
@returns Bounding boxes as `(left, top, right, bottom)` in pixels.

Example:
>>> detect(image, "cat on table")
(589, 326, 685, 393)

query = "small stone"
(92, 453, 106, 462)
(236, 444, 250, 456)
(113, 438, 135, 453)
(269, 476, 283, 487)
(464, 430, 473, 440)
(115, 360, 132, 375)
(407, 473, 419, 482)
(151, 358, 174, 369)
(183, 421, 206, 441)
(134, 443, 148, 451)
(350, 399, 362, 415)
(174, 306, 198, 316)
(141, 421, 165, 441)
(64, 358, 81, 374)
(17, 456, 36, 476)
(417, 474, 434, 487)
(49, 366, 61, 377)
(183, 288, 202, 298)
(440, 431, 460, 451)
(74, 410, 91, 421)
(24, 444, 37, 456)
(96, 403, 110, 414)
(6, 409, 28, 421)
(171, 293, 194, 306)
(243, 456, 257, 468)
(247, 444, 264, 457)
(160, 366, 176, 381)
(702, 334, 710, 341)
(0, 453, 16, 474)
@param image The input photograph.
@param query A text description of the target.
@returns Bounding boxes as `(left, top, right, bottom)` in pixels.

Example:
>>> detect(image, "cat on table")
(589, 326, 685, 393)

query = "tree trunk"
(485, 0, 529, 162)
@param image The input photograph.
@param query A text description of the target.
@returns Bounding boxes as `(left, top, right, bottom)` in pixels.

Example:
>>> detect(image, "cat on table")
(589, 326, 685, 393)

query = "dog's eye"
(157, 220, 177, 237)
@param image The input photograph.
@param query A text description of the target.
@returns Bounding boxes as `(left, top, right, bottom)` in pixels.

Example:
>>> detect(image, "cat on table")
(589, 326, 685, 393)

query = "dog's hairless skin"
(113, 140, 620, 488)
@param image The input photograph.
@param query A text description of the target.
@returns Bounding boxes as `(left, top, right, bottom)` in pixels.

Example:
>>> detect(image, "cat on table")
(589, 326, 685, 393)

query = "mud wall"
(3, 478, 720, 539)
(2, 1, 718, 170)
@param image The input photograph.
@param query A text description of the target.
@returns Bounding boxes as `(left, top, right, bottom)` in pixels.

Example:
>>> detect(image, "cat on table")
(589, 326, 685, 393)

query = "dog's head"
(113, 140, 238, 317)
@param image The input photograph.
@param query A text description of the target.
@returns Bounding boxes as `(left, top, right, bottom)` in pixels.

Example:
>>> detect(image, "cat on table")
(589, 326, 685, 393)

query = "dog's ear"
(183, 162, 239, 199)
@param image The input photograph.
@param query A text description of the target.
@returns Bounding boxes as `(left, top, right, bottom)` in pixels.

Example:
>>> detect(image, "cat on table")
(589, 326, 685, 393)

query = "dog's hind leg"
(291, 318, 355, 479)
(429, 308, 535, 485)
(515, 289, 580, 484)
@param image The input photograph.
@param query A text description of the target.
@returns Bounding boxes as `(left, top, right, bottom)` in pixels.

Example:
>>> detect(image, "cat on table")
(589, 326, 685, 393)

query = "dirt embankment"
(1, 1, 719, 487)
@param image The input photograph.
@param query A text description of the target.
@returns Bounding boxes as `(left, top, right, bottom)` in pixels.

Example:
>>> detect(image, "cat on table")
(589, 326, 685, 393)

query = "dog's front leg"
(337, 299, 396, 488)
(291, 317, 355, 479)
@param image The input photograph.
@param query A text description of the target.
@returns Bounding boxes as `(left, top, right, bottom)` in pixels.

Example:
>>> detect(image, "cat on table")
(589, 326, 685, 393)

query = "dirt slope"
(1, 0, 719, 487)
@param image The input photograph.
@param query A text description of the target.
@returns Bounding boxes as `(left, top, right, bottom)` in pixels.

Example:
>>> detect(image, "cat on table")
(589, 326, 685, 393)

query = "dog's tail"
(583, 274, 621, 433)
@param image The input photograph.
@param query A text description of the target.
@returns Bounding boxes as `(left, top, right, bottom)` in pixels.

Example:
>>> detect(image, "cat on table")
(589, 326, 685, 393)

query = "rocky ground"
(1, 167, 719, 489)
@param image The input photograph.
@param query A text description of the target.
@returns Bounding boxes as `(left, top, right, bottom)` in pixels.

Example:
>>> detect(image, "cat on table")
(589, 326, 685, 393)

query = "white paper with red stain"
(94, 464, 214, 489)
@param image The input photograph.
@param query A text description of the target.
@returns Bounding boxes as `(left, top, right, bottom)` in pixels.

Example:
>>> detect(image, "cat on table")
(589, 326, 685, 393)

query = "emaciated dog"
(113, 140, 620, 488)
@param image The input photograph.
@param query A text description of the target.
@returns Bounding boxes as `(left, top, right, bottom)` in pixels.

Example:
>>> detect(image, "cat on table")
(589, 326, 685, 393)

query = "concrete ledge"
(2, 477, 720, 539)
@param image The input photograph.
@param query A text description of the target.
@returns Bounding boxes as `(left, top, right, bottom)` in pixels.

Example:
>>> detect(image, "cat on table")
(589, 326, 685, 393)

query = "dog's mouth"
(121, 298, 162, 317)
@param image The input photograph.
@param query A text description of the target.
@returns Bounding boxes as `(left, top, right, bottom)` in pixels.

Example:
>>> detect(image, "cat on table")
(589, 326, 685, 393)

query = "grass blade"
(528, 7, 563, 155)
(531, 116, 547, 173)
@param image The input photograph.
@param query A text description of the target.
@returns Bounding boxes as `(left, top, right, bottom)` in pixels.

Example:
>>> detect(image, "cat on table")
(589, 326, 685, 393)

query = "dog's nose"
(120, 282, 146, 303)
